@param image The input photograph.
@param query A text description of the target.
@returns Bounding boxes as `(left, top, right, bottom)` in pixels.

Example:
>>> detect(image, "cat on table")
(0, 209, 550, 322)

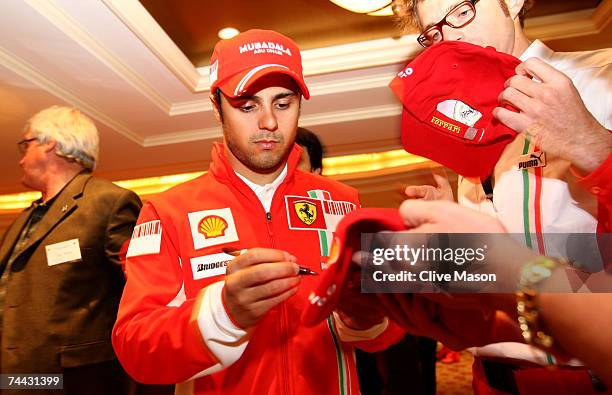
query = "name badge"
(45, 239, 82, 266)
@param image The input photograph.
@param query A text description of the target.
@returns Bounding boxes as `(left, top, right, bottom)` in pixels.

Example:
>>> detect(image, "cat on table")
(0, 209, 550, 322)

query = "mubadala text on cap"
(240, 42, 292, 56)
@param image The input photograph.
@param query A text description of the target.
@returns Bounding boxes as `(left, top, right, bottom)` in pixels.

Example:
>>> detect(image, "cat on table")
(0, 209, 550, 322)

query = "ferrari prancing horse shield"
(294, 200, 317, 225)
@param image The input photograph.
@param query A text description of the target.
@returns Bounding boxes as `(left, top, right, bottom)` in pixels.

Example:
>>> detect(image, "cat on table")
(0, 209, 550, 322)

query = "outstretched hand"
(404, 167, 454, 201)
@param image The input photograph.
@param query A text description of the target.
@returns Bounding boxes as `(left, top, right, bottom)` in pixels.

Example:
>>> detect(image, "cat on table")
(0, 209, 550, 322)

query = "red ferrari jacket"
(113, 143, 401, 395)
(577, 151, 612, 233)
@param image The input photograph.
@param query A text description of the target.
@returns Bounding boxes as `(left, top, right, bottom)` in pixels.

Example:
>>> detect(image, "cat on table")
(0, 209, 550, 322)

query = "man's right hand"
(404, 167, 454, 201)
(223, 248, 300, 329)
(494, 57, 612, 175)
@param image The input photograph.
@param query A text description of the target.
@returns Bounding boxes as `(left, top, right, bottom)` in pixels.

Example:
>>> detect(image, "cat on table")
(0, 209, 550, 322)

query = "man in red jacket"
(113, 29, 401, 395)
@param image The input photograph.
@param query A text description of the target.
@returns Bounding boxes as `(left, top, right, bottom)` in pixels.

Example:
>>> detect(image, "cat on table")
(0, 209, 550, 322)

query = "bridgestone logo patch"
(190, 252, 233, 280)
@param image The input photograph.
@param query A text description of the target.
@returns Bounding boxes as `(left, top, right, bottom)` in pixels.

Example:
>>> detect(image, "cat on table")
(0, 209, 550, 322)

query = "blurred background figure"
(296, 127, 325, 175)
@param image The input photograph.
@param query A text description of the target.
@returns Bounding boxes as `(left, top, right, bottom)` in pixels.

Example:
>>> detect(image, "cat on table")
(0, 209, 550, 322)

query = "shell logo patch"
(198, 215, 228, 238)
(188, 208, 239, 250)
(294, 200, 317, 225)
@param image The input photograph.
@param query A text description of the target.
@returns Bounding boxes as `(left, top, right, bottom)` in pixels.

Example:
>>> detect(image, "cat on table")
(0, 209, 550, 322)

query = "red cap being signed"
(301, 208, 405, 327)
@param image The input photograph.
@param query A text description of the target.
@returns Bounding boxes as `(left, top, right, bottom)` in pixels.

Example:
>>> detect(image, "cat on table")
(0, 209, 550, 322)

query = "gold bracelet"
(515, 256, 558, 351)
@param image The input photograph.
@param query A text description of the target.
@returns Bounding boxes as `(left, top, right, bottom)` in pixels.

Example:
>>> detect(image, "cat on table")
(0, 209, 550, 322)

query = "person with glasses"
(394, 0, 612, 226)
(390, 0, 611, 394)
(0, 106, 144, 394)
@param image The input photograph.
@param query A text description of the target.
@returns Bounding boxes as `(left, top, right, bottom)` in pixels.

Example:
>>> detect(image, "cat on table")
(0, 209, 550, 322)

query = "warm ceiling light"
(367, 5, 394, 16)
(218, 27, 240, 40)
(329, 0, 393, 16)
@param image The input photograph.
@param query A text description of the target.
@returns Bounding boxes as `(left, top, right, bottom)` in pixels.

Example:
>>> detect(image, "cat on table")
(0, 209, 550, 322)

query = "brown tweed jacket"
(0, 172, 141, 374)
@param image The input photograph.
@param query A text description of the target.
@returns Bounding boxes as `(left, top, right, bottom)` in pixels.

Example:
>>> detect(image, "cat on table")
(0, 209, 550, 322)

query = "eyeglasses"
(17, 137, 38, 155)
(417, 0, 480, 48)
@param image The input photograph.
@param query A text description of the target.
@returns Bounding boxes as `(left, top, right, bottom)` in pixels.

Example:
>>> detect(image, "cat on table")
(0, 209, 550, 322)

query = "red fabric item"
(301, 208, 406, 327)
(209, 29, 310, 99)
(576, 150, 612, 272)
(112, 143, 401, 394)
(389, 41, 521, 180)
(118, 238, 130, 276)
(514, 366, 596, 395)
(472, 356, 513, 395)
(577, 150, 612, 233)
(472, 356, 600, 395)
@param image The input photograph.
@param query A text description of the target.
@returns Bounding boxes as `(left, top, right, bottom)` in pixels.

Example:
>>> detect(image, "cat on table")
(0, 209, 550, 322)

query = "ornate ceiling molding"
(0, 44, 142, 144)
(26, 0, 173, 113)
(1, 0, 605, 151)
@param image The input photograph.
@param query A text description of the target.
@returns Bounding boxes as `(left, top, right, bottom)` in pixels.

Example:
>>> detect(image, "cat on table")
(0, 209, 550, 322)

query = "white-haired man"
(0, 106, 142, 394)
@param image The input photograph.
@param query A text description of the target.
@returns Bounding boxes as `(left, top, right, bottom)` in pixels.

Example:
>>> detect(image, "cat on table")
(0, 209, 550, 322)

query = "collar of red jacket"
(209, 141, 304, 185)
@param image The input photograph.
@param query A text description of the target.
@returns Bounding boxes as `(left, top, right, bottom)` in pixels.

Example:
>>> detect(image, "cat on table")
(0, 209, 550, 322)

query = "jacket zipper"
(265, 211, 290, 395)
(265, 212, 275, 248)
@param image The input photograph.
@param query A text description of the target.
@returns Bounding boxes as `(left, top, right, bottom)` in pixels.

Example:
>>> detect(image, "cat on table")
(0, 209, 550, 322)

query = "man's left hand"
(335, 269, 385, 330)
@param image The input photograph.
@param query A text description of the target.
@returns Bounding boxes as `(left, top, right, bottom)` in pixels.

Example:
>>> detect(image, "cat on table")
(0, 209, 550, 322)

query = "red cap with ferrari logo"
(389, 41, 521, 180)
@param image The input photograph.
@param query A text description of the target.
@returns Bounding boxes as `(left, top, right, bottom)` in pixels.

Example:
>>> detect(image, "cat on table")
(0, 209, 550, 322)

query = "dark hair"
(214, 88, 223, 120)
(295, 127, 324, 171)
